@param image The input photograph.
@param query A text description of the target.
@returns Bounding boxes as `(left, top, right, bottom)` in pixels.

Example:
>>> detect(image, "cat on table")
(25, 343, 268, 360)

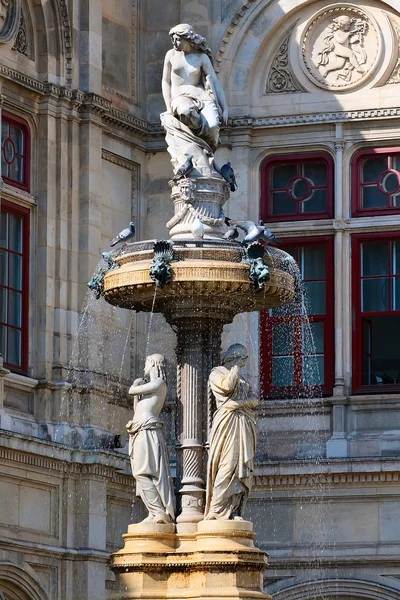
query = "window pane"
(393, 242, 400, 275)
(303, 355, 324, 386)
(301, 189, 327, 213)
(303, 162, 327, 186)
(272, 322, 294, 355)
(361, 185, 388, 208)
(8, 327, 21, 366)
(393, 277, 400, 310)
(301, 246, 326, 279)
(304, 281, 326, 315)
(0, 211, 7, 248)
(362, 242, 388, 276)
(8, 290, 21, 327)
(9, 214, 22, 252)
(0, 287, 7, 322)
(362, 278, 389, 312)
(10, 125, 23, 154)
(9, 155, 23, 182)
(0, 250, 7, 285)
(363, 315, 400, 385)
(1, 121, 9, 140)
(362, 157, 387, 182)
(363, 319, 371, 353)
(0, 324, 6, 358)
(272, 356, 294, 386)
(9, 253, 22, 290)
(304, 321, 324, 353)
(271, 164, 296, 188)
(271, 191, 296, 215)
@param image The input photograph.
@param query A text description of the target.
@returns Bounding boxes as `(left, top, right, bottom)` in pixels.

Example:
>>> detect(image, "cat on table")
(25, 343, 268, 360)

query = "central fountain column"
(166, 313, 226, 526)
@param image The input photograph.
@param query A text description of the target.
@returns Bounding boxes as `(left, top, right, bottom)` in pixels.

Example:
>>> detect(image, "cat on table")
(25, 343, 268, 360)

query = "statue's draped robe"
(205, 366, 258, 520)
(128, 417, 175, 523)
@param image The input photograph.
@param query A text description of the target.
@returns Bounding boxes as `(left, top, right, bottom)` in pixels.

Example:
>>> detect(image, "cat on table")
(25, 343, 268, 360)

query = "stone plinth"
(111, 521, 270, 600)
(167, 177, 229, 240)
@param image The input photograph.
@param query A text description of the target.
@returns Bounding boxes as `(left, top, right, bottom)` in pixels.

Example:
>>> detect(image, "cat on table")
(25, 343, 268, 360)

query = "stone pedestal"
(111, 521, 270, 600)
(167, 177, 229, 240)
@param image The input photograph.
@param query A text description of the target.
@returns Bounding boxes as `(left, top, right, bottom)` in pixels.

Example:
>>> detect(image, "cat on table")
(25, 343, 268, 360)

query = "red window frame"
(1, 111, 31, 192)
(352, 231, 400, 393)
(261, 236, 334, 398)
(0, 199, 30, 373)
(261, 152, 334, 222)
(351, 147, 400, 217)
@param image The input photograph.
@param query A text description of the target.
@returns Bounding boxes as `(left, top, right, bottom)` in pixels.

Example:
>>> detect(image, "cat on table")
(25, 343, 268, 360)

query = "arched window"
(351, 147, 400, 216)
(261, 152, 334, 222)
(1, 111, 30, 191)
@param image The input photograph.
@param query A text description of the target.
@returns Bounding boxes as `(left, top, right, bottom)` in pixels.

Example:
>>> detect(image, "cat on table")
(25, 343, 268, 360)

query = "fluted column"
(171, 317, 223, 526)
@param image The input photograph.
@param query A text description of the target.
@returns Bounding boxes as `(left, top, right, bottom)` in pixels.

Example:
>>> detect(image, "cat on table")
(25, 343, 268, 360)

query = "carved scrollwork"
(0, 0, 21, 44)
(267, 32, 307, 94)
(11, 6, 27, 56)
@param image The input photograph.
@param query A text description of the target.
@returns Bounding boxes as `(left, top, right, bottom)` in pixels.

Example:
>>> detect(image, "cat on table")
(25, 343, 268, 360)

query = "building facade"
(1, 0, 400, 599)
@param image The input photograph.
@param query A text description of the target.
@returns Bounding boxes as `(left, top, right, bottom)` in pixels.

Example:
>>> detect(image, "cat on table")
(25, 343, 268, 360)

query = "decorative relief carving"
(11, 6, 27, 56)
(386, 24, 400, 84)
(0, 0, 20, 43)
(302, 6, 380, 90)
(267, 33, 307, 94)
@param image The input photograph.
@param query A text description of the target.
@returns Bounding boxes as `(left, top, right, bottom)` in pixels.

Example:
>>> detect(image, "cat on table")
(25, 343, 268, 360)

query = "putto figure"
(127, 354, 175, 524)
(318, 15, 367, 81)
(162, 23, 228, 176)
(204, 344, 259, 521)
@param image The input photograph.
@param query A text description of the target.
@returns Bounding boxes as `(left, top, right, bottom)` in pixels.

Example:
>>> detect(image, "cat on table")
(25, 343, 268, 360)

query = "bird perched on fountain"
(110, 222, 135, 247)
(223, 217, 239, 241)
(229, 219, 280, 245)
(220, 162, 237, 192)
(191, 216, 205, 239)
(172, 155, 194, 182)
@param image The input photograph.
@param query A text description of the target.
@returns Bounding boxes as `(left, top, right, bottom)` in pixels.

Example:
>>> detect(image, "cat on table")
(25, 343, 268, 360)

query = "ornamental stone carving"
(11, 7, 27, 56)
(0, 0, 21, 44)
(267, 32, 307, 94)
(302, 6, 380, 90)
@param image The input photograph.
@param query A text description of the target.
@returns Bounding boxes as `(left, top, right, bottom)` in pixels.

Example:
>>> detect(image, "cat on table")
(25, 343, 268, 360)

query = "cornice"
(254, 470, 400, 489)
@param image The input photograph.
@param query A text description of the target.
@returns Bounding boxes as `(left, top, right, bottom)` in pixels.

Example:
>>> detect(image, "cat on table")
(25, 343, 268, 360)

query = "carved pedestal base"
(111, 521, 270, 600)
(167, 176, 229, 240)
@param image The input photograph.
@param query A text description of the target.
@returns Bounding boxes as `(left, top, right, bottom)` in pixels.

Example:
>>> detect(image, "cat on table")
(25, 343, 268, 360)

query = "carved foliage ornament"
(267, 33, 306, 94)
(0, 0, 21, 43)
(302, 6, 380, 90)
(11, 6, 27, 56)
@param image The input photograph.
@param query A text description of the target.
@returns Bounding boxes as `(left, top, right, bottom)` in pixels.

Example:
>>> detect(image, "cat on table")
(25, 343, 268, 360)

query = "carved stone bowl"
(103, 240, 295, 324)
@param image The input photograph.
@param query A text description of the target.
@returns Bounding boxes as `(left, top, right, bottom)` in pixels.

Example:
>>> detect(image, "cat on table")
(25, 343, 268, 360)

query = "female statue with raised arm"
(127, 354, 175, 524)
(162, 23, 228, 175)
(204, 344, 259, 521)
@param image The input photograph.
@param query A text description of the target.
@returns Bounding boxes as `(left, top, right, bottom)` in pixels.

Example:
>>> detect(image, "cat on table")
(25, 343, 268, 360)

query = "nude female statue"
(204, 344, 259, 521)
(161, 23, 228, 174)
(127, 354, 175, 524)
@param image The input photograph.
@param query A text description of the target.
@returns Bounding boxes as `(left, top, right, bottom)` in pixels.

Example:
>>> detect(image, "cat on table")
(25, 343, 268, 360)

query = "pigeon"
(191, 216, 204, 239)
(172, 155, 194, 182)
(229, 219, 280, 245)
(110, 222, 135, 247)
(220, 162, 237, 192)
(223, 217, 239, 241)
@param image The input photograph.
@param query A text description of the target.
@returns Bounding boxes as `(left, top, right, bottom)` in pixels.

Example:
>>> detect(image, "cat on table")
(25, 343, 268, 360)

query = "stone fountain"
(102, 23, 295, 600)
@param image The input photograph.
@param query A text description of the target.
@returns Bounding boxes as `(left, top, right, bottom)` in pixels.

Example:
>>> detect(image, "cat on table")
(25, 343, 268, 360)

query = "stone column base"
(111, 521, 270, 600)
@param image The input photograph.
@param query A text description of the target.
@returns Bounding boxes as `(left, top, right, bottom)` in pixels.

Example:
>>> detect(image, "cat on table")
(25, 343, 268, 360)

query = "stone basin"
(103, 240, 295, 322)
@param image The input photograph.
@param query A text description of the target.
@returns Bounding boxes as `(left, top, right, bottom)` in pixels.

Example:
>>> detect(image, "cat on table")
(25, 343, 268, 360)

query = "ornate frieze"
(302, 6, 380, 90)
(267, 33, 307, 94)
(0, 0, 20, 43)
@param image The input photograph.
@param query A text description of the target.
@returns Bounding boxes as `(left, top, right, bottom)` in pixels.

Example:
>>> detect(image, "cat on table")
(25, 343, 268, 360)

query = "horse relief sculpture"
(162, 23, 228, 178)
(302, 7, 380, 90)
(127, 354, 175, 524)
(204, 344, 259, 521)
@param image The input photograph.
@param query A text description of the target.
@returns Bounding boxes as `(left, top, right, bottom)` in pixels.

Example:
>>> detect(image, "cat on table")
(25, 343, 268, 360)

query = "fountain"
(99, 23, 295, 600)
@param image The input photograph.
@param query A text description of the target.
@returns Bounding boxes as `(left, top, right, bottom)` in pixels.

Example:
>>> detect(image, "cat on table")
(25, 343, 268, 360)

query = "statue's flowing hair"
(169, 23, 213, 64)
(148, 353, 167, 383)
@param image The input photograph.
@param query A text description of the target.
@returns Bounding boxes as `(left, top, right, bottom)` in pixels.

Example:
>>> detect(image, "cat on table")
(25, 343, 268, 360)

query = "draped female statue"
(127, 354, 175, 524)
(204, 344, 259, 521)
(161, 23, 228, 176)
